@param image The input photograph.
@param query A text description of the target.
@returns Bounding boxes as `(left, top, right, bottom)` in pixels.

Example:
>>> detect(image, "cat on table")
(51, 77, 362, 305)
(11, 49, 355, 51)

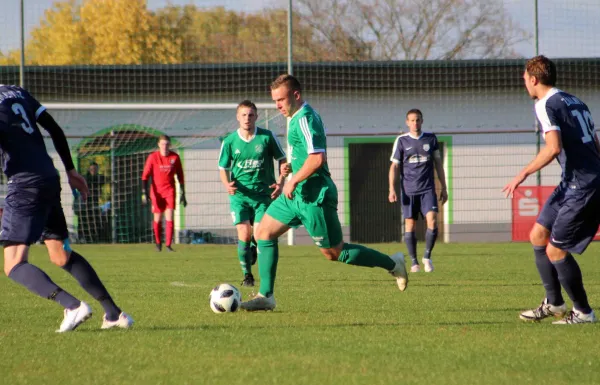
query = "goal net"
(45, 103, 286, 244)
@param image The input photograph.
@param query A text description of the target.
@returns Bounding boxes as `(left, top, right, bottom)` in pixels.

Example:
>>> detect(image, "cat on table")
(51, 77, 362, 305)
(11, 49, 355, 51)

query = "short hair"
(89, 162, 99, 167)
(525, 55, 556, 86)
(237, 99, 257, 112)
(270, 74, 302, 93)
(406, 109, 423, 119)
(158, 134, 171, 143)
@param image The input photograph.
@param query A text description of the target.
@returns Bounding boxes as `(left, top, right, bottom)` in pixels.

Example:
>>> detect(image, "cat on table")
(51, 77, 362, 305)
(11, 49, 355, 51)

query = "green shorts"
(229, 193, 271, 226)
(265, 182, 343, 248)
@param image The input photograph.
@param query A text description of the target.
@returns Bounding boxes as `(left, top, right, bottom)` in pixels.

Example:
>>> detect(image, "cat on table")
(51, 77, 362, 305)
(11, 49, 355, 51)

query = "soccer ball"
(209, 283, 241, 313)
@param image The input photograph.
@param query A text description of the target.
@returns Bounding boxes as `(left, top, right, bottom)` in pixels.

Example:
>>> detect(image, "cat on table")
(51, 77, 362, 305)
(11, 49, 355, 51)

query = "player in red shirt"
(142, 135, 187, 252)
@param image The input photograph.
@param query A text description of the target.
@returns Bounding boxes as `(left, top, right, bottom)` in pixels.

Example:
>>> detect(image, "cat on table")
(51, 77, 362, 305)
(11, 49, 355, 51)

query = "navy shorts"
(537, 184, 600, 254)
(0, 177, 69, 246)
(401, 189, 438, 220)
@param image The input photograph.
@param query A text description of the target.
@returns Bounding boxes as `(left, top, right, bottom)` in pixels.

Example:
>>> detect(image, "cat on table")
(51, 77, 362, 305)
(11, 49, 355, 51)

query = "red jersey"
(142, 151, 184, 195)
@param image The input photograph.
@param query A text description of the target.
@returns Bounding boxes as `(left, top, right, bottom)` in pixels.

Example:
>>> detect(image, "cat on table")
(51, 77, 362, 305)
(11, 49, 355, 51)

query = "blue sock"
(62, 251, 121, 321)
(533, 246, 563, 306)
(9, 262, 80, 309)
(404, 232, 417, 265)
(423, 228, 438, 260)
(552, 254, 591, 313)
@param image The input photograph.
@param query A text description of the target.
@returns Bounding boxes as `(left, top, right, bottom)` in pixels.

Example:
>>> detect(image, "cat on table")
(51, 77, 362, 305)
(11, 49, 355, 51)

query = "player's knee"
(320, 247, 341, 261)
(49, 248, 70, 267)
(529, 227, 549, 245)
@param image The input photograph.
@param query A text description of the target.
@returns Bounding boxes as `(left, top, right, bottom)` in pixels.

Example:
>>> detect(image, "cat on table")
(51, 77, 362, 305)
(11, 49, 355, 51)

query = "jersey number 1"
(571, 110, 595, 143)
(11, 103, 34, 134)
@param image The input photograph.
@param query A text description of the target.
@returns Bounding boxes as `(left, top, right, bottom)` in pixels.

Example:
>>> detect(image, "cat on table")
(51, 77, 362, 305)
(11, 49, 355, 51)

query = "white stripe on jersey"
(35, 106, 46, 120)
(390, 135, 402, 164)
(299, 116, 317, 154)
(217, 140, 230, 170)
(535, 88, 561, 134)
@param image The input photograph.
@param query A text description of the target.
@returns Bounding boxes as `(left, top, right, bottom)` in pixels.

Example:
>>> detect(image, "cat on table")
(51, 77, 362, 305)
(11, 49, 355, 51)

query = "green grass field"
(1, 242, 599, 385)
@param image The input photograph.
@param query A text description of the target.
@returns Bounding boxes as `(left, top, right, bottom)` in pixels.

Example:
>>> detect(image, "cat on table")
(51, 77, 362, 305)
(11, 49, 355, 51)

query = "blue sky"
(2, 0, 599, 59)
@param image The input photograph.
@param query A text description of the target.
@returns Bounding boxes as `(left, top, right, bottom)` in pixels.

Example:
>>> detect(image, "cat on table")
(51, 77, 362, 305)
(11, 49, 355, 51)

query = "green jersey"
(288, 103, 334, 201)
(219, 127, 286, 196)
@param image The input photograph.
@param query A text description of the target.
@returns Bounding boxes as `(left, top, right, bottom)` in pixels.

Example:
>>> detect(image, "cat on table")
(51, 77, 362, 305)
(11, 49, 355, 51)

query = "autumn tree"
(294, 0, 529, 60)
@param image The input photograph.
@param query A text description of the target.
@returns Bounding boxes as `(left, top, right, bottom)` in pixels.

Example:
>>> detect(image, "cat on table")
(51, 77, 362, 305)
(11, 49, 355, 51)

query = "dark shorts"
(537, 184, 600, 254)
(0, 177, 68, 246)
(401, 189, 438, 220)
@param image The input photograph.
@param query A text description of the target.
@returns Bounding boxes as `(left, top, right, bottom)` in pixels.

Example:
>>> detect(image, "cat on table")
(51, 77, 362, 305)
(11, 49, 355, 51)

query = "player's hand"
(270, 182, 284, 199)
(502, 171, 528, 198)
(280, 163, 292, 177)
(226, 181, 237, 195)
(388, 190, 397, 203)
(283, 180, 297, 199)
(180, 193, 188, 208)
(67, 169, 89, 201)
(439, 189, 448, 205)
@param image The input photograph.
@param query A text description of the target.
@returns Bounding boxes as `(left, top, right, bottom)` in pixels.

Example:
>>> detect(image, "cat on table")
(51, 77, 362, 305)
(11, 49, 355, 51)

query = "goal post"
(43, 102, 291, 245)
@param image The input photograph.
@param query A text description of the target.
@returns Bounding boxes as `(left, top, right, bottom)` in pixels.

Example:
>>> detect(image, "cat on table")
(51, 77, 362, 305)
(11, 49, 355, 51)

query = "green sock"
(237, 241, 251, 274)
(257, 239, 279, 297)
(338, 243, 395, 270)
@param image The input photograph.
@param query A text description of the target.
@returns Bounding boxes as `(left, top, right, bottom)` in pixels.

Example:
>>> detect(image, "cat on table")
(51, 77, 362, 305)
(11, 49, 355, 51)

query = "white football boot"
(101, 312, 134, 329)
(389, 252, 408, 291)
(519, 299, 567, 322)
(423, 258, 434, 273)
(56, 301, 93, 333)
(552, 309, 597, 325)
(241, 293, 276, 311)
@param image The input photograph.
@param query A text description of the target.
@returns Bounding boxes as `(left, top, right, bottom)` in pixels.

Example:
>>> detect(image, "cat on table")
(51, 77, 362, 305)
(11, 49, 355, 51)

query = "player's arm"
(502, 130, 562, 198)
(388, 162, 399, 203)
(432, 151, 448, 204)
(388, 136, 402, 203)
(37, 111, 89, 199)
(218, 141, 236, 195)
(141, 154, 153, 204)
(285, 153, 325, 196)
(174, 155, 187, 207)
(219, 169, 236, 195)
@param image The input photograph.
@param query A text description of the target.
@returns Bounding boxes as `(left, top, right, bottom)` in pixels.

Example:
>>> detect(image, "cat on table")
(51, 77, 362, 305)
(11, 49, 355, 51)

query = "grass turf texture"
(1, 243, 599, 385)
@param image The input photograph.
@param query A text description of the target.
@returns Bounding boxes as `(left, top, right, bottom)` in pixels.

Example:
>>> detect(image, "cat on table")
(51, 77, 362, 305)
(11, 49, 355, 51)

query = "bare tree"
(294, 0, 530, 60)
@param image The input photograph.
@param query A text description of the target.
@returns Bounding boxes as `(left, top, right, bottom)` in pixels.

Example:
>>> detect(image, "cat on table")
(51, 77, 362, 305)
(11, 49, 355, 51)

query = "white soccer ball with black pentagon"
(209, 283, 241, 313)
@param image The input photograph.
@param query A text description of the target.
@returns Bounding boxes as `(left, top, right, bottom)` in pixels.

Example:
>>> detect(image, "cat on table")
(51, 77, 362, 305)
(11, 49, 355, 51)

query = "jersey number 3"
(11, 103, 34, 134)
(571, 110, 595, 143)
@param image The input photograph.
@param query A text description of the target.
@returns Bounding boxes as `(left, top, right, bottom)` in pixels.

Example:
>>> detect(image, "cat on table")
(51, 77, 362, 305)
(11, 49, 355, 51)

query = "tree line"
(0, 0, 529, 66)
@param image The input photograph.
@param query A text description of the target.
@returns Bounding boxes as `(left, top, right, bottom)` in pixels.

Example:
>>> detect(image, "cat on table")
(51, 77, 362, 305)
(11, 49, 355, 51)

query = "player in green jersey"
(241, 75, 408, 311)
(219, 100, 287, 287)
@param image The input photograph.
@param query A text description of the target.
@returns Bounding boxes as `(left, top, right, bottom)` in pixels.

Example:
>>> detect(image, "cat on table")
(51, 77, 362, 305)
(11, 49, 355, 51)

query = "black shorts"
(401, 189, 438, 220)
(0, 177, 68, 246)
(537, 184, 600, 254)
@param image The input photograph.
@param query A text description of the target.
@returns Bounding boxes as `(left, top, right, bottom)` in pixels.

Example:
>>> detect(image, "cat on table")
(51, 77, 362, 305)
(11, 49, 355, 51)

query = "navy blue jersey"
(536, 88, 600, 189)
(390, 132, 439, 195)
(0, 85, 57, 184)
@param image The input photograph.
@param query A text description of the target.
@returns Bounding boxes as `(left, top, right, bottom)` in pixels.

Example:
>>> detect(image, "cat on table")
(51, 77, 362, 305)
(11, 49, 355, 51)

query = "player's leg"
(236, 221, 255, 286)
(422, 190, 439, 272)
(230, 195, 254, 285)
(519, 186, 566, 322)
(44, 201, 133, 329)
(151, 193, 166, 251)
(241, 196, 293, 311)
(546, 189, 599, 324)
(1, 184, 87, 332)
(401, 192, 419, 270)
(164, 191, 176, 251)
(302, 202, 407, 292)
(164, 208, 175, 251)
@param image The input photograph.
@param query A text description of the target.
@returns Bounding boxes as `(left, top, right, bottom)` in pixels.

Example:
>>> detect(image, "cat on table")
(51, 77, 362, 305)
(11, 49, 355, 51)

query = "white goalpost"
(43, 103, 294, 245)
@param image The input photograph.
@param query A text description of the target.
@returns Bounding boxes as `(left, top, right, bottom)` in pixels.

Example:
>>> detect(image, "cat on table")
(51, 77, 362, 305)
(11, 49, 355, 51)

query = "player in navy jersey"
(0, 85, 133, 332)
(503, 55, 600, 324)
(389, 109, 448, 273)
